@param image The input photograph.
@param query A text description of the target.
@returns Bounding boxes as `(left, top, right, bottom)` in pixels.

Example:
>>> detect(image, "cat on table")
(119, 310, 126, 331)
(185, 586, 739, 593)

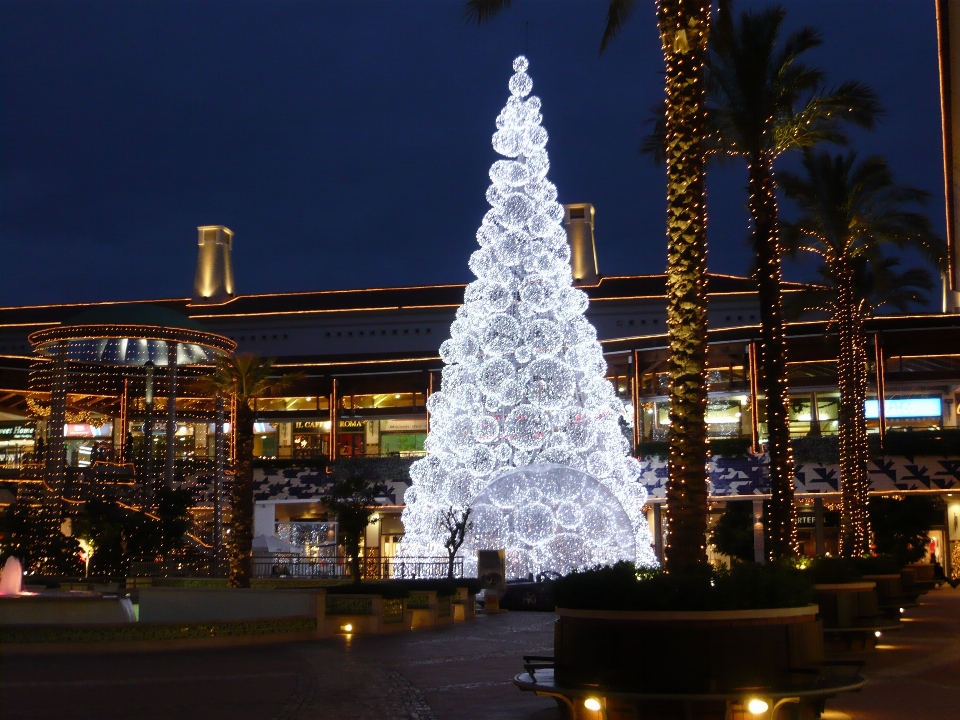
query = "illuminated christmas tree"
(399, 57, 657, 577)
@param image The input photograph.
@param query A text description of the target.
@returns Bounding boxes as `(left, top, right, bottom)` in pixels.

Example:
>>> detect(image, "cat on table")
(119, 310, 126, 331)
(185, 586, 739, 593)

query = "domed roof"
(65, 304, 206, 332)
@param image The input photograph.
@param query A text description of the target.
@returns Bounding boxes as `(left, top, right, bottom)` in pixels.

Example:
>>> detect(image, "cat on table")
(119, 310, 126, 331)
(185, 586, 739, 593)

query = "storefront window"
(341, 393, 425, 410)
(256, 397, 327, 412)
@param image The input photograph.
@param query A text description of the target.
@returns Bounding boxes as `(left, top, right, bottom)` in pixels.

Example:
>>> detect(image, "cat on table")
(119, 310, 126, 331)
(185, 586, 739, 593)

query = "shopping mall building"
(2, 208, 960, 571)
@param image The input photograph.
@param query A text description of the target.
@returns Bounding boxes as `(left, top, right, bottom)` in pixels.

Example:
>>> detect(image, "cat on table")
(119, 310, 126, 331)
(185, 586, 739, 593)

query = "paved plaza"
(3, 590, 960, 719)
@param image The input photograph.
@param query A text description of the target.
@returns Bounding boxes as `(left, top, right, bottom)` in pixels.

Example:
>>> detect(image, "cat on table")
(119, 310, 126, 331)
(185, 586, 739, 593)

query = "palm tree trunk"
(836, 268, 870, 556)
(229, 400, 254, 587)
(658, 0, 712, 573)
(748, 152, 796, 559)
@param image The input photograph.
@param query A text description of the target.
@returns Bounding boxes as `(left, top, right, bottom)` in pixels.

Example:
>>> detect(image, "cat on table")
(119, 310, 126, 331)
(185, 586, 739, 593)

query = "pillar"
(329, 378, 338, 461)
(748, 342, 761, 453)
(165, 342, 178, 489)
(44, 340, 68, 506)
(117, 378, 129, 462)
(214, 395, 225, 572)
(144, 361, 155, 499)
(753, 499, 765, 564)
(653, 503, 664, 563)
(814, 497, 826, 556)
(875, 333, 887, 449)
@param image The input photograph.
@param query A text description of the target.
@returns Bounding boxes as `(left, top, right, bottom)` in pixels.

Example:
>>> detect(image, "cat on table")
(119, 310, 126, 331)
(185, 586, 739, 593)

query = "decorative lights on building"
(397, 57, 657, 577)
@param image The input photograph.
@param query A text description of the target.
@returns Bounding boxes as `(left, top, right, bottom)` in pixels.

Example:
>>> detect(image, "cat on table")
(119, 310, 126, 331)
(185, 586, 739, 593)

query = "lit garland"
(25, 397, 109, 427)
(398, 57, 657, 577)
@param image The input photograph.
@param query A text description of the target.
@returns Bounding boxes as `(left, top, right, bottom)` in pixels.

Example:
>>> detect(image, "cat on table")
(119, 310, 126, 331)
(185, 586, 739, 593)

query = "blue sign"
(865, 398, 941, 419)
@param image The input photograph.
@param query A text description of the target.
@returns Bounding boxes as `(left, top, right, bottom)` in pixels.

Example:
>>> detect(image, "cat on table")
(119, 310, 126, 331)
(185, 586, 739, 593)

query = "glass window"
(257, 397, 326, 412)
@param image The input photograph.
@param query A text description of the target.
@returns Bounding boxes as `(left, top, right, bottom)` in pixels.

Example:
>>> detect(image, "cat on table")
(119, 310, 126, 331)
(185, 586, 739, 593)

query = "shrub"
(552, 561, 813, 611)
(869, 496, 942, 564)
(712, 501, 756, 562)
(806, 555, 902, 584)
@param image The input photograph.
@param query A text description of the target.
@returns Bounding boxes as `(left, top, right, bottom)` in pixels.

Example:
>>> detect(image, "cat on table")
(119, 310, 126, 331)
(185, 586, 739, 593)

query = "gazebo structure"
(27, 305, 235, 516)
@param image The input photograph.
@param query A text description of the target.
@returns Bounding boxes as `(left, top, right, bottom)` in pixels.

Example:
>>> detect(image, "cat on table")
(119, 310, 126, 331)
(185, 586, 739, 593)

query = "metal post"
(875, 333, 887, 450)
(165, 342, 178, 489)
(753, 499, 765, 564)
(814, 497, 826, 556)
(653, 503, 664, 563)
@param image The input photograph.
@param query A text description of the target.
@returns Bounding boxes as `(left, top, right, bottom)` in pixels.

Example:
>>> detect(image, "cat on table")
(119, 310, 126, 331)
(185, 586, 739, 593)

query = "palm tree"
(643, 1, 881, 559)
(780, 151, 944, 556)
(200, 354, 299, 587)
(467, 0, 713, 573)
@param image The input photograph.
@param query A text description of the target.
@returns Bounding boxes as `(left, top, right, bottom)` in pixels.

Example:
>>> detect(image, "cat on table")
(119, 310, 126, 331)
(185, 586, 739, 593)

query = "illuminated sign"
(865, 398, 941, 419)
(0, 424, 33, 440)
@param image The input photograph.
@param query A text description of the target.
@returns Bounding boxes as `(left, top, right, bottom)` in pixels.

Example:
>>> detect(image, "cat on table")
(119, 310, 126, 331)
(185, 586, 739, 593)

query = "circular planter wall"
(554, 605, 822, 694)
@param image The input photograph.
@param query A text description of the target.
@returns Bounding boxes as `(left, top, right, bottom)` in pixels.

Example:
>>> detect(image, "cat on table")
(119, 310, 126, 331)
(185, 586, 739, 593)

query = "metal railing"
(253, 555, 462, 580)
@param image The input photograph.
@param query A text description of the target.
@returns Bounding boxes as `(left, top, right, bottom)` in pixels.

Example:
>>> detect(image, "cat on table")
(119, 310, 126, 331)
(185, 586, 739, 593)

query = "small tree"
(439, 507, 472, 580)
(711, 502, 756, 563)
(870, 496, 941, 565)
(326, 475, 384, 585)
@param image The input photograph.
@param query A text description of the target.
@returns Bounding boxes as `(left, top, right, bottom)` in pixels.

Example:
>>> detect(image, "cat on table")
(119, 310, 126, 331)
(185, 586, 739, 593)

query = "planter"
(452, 587, 476, 623)
(408, 590, 454, 629)
(902, 563, 937, 595)
(813, 582, 879, 629)
(554, 605, 823, 695)
(861, 574, 917, 614)
(318, 593, 411, 637)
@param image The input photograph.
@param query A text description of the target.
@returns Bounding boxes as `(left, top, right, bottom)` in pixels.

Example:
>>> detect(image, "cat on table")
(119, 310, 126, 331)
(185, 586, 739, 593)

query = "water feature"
(0, 556, 23, 595)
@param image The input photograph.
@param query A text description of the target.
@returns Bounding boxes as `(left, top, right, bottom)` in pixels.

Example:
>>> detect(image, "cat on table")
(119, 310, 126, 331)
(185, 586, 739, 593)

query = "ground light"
(583, 697, 602, 712)
(746, 698, 769, 715)
(342, 624, 353, 633)
(875, 630, 882, 638)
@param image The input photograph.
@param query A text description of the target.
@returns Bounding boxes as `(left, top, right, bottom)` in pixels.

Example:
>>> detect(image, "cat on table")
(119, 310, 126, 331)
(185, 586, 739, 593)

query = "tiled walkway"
(3, 590, 960, 719)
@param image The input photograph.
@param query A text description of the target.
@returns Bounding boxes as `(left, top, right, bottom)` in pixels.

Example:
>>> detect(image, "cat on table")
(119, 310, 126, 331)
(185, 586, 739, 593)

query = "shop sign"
(0, 424, 33, 440)
(865, 397, 942, 419)
(64, 423, 113, 438)
(797, 513, 817, 527)
(338, 419, 364, 431)
(294, 421, 330, 433)
(380, 418, 427, 433)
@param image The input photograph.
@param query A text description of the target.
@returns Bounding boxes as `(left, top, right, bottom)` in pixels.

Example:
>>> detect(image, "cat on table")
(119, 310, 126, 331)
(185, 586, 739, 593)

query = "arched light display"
(398, 57, 657, 577)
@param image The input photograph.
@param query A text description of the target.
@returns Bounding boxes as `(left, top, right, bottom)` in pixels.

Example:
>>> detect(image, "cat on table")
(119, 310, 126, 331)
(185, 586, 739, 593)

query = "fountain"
(0, 556, 24, 595)
(0, 555, 135, 626)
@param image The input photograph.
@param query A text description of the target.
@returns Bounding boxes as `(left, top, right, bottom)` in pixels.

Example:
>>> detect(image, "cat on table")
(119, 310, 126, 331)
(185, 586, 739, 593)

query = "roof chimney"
(192, 226, 235, 305)
(564, 203, 599, 285)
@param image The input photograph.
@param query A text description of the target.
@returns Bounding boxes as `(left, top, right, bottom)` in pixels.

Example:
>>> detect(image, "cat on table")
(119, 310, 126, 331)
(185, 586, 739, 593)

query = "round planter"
(554, 605, 822, 694)
(813, 582, 879, 630)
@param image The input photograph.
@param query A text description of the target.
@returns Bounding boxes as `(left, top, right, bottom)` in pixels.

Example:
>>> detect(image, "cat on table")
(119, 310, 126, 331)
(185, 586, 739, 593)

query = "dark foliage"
(712, 501, 756, 562)
(806, 555, 902, 584)
(869, 496, 942, 564)
(0, 503, 81, 575)
(326, 475, 386, 585)
(552, 560, 813, 611)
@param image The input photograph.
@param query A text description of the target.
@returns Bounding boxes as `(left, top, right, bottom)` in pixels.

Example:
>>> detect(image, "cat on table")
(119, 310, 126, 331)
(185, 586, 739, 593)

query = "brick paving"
(2, 590, 959, 719)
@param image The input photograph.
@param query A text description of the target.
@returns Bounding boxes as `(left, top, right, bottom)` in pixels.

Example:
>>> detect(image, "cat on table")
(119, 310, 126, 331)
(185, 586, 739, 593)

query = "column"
(329, 378, 338, 461)
(214, 395, 225, 573)
(144, 361, 155, 500)
(814, 497, 826, 556)
(748, 343, 761, 453)
(875, 333, 887, 449)
(753, 499, 765, 563)
(165, 342, 178, 489)
(44, 340, 68, 507)
(653, 503, 664, 563)
(117, 378, 128, 462)
(631, 350, 641, 450)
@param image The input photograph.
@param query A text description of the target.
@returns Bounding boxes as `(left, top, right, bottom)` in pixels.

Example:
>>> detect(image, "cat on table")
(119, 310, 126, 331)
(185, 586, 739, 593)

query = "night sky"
(0, 1, 945, 306)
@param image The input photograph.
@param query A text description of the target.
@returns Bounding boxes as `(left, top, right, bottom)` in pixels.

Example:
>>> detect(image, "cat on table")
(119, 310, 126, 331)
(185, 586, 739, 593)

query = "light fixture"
(746, 698, 769, 715)
(342, 623, 353, 632)
(874, 630, 882, 638)
(899, 607, 905, 614)
(583, 697, 602, 712)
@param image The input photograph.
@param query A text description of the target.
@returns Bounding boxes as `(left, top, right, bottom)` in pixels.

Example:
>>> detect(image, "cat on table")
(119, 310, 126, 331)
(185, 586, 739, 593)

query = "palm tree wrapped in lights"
(647, 1, 882, 558)
(780, 151, 945, 557)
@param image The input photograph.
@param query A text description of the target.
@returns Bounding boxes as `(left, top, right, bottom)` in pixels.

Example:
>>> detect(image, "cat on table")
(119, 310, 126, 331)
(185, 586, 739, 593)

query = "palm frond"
(600, 0, 638, 54)
(463, 0, 512, 25)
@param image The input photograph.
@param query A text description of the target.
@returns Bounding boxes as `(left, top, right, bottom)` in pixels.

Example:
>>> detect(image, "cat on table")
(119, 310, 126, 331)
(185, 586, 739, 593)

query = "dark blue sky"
(0, 0, 944, 305)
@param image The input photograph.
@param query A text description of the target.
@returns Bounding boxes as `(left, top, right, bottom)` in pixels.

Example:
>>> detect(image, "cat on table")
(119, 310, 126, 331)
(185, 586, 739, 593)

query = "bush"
(552, 561, 813, 611)
(793, 436, 840, 465)
(869, 496, 942, 564)
(325, 582, 410, 599)
(806, 555, 902, 584)
(871, 429, 960, 458)
(712, 501, 756, 562)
